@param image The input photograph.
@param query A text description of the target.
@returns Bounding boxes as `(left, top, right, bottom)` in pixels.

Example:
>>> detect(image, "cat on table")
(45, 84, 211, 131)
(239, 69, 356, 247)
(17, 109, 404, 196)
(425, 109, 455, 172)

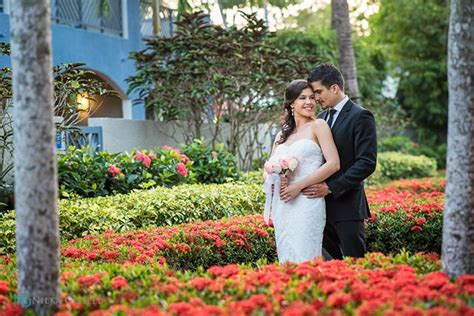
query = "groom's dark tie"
(327, 109, 337, 129)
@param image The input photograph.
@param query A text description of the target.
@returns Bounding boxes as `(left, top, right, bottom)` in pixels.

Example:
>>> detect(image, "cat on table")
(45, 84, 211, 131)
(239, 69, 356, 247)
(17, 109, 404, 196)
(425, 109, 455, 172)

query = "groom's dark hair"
(308, 63, 345, 91)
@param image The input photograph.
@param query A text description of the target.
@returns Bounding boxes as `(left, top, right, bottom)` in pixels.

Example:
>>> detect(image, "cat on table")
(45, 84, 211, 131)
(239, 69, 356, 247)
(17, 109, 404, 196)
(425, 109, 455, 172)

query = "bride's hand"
(281, 183, 302, 202)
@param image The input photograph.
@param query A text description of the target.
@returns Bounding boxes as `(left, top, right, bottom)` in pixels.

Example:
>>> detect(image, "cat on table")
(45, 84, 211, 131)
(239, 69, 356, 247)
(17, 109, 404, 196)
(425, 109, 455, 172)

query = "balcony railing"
(51, 0, 123, 37)
(140, 2, 177, 38)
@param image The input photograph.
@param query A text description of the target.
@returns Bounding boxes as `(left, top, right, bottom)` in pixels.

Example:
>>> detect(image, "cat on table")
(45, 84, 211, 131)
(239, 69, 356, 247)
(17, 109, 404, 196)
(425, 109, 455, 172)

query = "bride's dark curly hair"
(276, 79, 313, 145)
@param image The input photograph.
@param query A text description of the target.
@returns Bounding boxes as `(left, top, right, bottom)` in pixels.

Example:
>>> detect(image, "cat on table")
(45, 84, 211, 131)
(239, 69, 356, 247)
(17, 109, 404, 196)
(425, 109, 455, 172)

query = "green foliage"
(181, 139, 239, 184)
(367, 211, 442, 254)
(271, 27, 388, 102)
(378, 152, 437, 181)
(58, 146, 112, 198)
(0, 46, 13, 209)
(128, 12, 312, 161)
(378, 136, 419, 154)
(0, 183, 264, 254)
(238, 170, 263, 185)
(370, 0, 449, 146)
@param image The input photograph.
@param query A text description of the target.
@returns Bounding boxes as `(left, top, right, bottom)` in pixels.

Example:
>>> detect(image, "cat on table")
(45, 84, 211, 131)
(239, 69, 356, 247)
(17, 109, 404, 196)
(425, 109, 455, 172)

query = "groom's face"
(311, 81, 337, 110)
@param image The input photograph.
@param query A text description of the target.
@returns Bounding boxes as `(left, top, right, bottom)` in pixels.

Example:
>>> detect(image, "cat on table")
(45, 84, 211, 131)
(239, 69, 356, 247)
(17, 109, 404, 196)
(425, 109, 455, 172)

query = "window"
(51, 0, 124, 37)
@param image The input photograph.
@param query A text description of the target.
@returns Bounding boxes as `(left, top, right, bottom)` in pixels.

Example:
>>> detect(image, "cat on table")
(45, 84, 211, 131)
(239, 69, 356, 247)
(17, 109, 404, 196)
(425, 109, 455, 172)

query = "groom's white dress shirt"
(327, 96, 349, 128)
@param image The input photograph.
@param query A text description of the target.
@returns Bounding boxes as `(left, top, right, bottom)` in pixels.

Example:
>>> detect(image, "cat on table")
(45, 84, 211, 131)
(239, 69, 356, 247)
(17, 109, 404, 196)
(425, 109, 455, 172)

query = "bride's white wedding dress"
(269, 139, 326, 263)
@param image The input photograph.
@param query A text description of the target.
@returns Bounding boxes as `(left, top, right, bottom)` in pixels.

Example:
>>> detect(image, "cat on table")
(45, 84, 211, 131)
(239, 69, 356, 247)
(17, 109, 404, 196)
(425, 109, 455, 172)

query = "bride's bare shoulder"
(311, 118, 329, 129)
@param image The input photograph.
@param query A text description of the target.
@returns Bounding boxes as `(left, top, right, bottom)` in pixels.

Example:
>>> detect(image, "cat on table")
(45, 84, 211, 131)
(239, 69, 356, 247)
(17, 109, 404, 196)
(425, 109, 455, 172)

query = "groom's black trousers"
(323, 220, 366, 259)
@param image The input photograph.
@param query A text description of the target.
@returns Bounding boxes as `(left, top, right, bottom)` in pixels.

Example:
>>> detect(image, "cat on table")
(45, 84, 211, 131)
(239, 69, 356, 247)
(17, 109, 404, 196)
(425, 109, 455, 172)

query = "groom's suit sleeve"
(326, 110, 377, 199)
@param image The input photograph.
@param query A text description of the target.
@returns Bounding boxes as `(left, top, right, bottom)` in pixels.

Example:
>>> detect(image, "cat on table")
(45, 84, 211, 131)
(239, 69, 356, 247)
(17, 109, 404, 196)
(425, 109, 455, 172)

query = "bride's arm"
(281, 120, 339, 200)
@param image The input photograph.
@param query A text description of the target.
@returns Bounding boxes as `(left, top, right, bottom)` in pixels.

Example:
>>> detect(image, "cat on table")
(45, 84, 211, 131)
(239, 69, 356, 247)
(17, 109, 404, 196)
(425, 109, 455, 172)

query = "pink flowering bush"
(58, 146, 195, 198)
(110, 147, 194, 194)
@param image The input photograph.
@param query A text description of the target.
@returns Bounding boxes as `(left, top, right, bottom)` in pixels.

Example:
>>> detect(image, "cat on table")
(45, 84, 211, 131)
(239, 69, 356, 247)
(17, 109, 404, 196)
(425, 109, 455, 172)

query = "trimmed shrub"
(0, 183, 264, 254)
(378, 135, 419, 154)
(378, 152, 437, 181)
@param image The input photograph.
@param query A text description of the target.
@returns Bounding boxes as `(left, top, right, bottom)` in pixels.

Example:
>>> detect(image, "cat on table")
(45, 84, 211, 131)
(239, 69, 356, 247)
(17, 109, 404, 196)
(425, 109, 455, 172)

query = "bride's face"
(292, 88, 316, 118)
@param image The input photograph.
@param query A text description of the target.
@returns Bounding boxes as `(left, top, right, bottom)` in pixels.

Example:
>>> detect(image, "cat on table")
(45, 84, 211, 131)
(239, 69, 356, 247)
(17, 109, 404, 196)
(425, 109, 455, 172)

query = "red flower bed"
(62, 215, 276, 270)
(366, 178, 445, 254)
(1, 252, 472, 316)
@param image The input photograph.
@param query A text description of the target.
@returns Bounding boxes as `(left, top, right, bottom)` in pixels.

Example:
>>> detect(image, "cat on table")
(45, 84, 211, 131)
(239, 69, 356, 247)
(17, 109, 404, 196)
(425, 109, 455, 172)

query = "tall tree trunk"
(151, 0, 161, 36)
(215, 0, 228, 28)
(442, 0, 474, 278)
(331, 0, 360, 100)
(10, 0, 60, 313)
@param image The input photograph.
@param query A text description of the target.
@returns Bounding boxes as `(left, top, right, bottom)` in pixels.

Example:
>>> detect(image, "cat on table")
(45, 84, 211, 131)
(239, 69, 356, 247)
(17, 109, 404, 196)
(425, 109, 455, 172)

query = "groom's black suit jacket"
(317, 99, 377, 222)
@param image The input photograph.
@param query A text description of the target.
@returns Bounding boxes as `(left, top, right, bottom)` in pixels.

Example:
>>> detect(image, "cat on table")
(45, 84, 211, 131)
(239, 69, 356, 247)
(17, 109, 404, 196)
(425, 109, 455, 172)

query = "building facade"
(0, 0, 176, 122)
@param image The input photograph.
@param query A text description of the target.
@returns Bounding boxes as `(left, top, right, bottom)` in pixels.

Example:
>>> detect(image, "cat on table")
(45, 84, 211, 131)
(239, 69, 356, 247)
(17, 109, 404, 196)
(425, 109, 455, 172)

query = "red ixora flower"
(111, 276, 128, 290)
(0, 280, 9, 295)
(134, 151, 151, 168)
(411, 225, 423, 232)
(176, 162, 188, 177)
(415, 217, 427, 226)
(108, 164, 121, 177)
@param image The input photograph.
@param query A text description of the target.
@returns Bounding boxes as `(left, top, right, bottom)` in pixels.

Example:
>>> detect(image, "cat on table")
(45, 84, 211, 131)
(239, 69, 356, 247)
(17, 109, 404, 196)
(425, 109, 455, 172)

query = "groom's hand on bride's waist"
(302, 182, 330, 198)
(279, 175, 289, 197)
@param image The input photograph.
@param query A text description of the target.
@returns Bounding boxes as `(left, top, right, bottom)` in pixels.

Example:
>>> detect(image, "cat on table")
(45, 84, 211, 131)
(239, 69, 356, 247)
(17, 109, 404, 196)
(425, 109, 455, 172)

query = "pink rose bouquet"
(264, 156, 299, 176)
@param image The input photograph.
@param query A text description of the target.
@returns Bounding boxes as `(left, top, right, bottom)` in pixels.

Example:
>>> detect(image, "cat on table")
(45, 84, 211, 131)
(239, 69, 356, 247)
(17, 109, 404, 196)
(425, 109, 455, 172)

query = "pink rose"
(108, 164, 121, 177)
(279, 159, 289, 169)
(176, 162, 188, 176)
(211, 151, 218, 158)
(148, 151, 157, 159)
(264, 161, 273, 174)
(134, 151, 151, 168)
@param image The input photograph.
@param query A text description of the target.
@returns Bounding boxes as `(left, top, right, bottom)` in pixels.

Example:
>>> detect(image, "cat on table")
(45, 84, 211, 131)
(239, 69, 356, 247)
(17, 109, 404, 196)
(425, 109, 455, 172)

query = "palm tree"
(442, 0, 474, 278)
(10, 0, 60, 313)
(331, 0, 360, 100)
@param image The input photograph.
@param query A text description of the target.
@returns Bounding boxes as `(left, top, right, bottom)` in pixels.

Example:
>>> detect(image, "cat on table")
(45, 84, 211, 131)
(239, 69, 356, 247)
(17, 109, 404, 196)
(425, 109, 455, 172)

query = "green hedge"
(0, 183, 264, 254)
(377, 152, 437, 181)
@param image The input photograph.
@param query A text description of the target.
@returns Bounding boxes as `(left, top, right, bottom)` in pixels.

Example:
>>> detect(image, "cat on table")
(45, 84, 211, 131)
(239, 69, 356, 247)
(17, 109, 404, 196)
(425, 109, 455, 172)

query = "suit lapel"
(318, 109, 328, 120)
(331, 99, 353, 134)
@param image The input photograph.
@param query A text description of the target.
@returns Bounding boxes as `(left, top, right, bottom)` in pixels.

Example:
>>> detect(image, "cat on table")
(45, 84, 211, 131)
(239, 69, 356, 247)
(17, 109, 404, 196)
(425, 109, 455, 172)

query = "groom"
(303, 63, 377, 259)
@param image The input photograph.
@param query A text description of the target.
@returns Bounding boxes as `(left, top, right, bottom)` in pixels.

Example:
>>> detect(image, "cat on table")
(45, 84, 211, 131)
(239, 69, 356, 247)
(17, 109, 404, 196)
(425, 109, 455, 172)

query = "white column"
(122, 99, 133, 119)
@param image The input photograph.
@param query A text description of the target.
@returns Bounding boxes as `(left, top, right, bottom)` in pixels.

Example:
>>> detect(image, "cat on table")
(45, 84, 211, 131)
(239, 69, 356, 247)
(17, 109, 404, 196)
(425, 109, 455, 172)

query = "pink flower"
(279, 159, 289, 169)
(264, 161, 273, 174)
(108, 164, 121, 177)
(162, 145, 181, 154)
(211, 151, 218, 158)
(148, 151, 157, 159)
(134, 151, 151, 168)
(180, 154, 191, 164)
(176, 162, 188, 176)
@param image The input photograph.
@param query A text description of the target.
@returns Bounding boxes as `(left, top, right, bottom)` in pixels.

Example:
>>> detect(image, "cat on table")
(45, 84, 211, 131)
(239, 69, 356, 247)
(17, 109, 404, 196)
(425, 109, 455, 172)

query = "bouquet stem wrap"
(263, 173, 281, 225)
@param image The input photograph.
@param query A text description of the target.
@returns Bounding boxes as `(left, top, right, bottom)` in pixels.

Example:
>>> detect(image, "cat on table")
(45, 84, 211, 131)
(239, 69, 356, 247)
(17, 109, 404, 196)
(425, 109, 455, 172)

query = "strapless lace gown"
(269, 139, 326, 263)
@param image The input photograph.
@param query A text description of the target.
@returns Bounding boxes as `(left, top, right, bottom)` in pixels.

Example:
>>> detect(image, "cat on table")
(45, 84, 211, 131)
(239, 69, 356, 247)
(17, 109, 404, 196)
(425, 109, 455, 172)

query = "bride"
(264, 79, 340, 263)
